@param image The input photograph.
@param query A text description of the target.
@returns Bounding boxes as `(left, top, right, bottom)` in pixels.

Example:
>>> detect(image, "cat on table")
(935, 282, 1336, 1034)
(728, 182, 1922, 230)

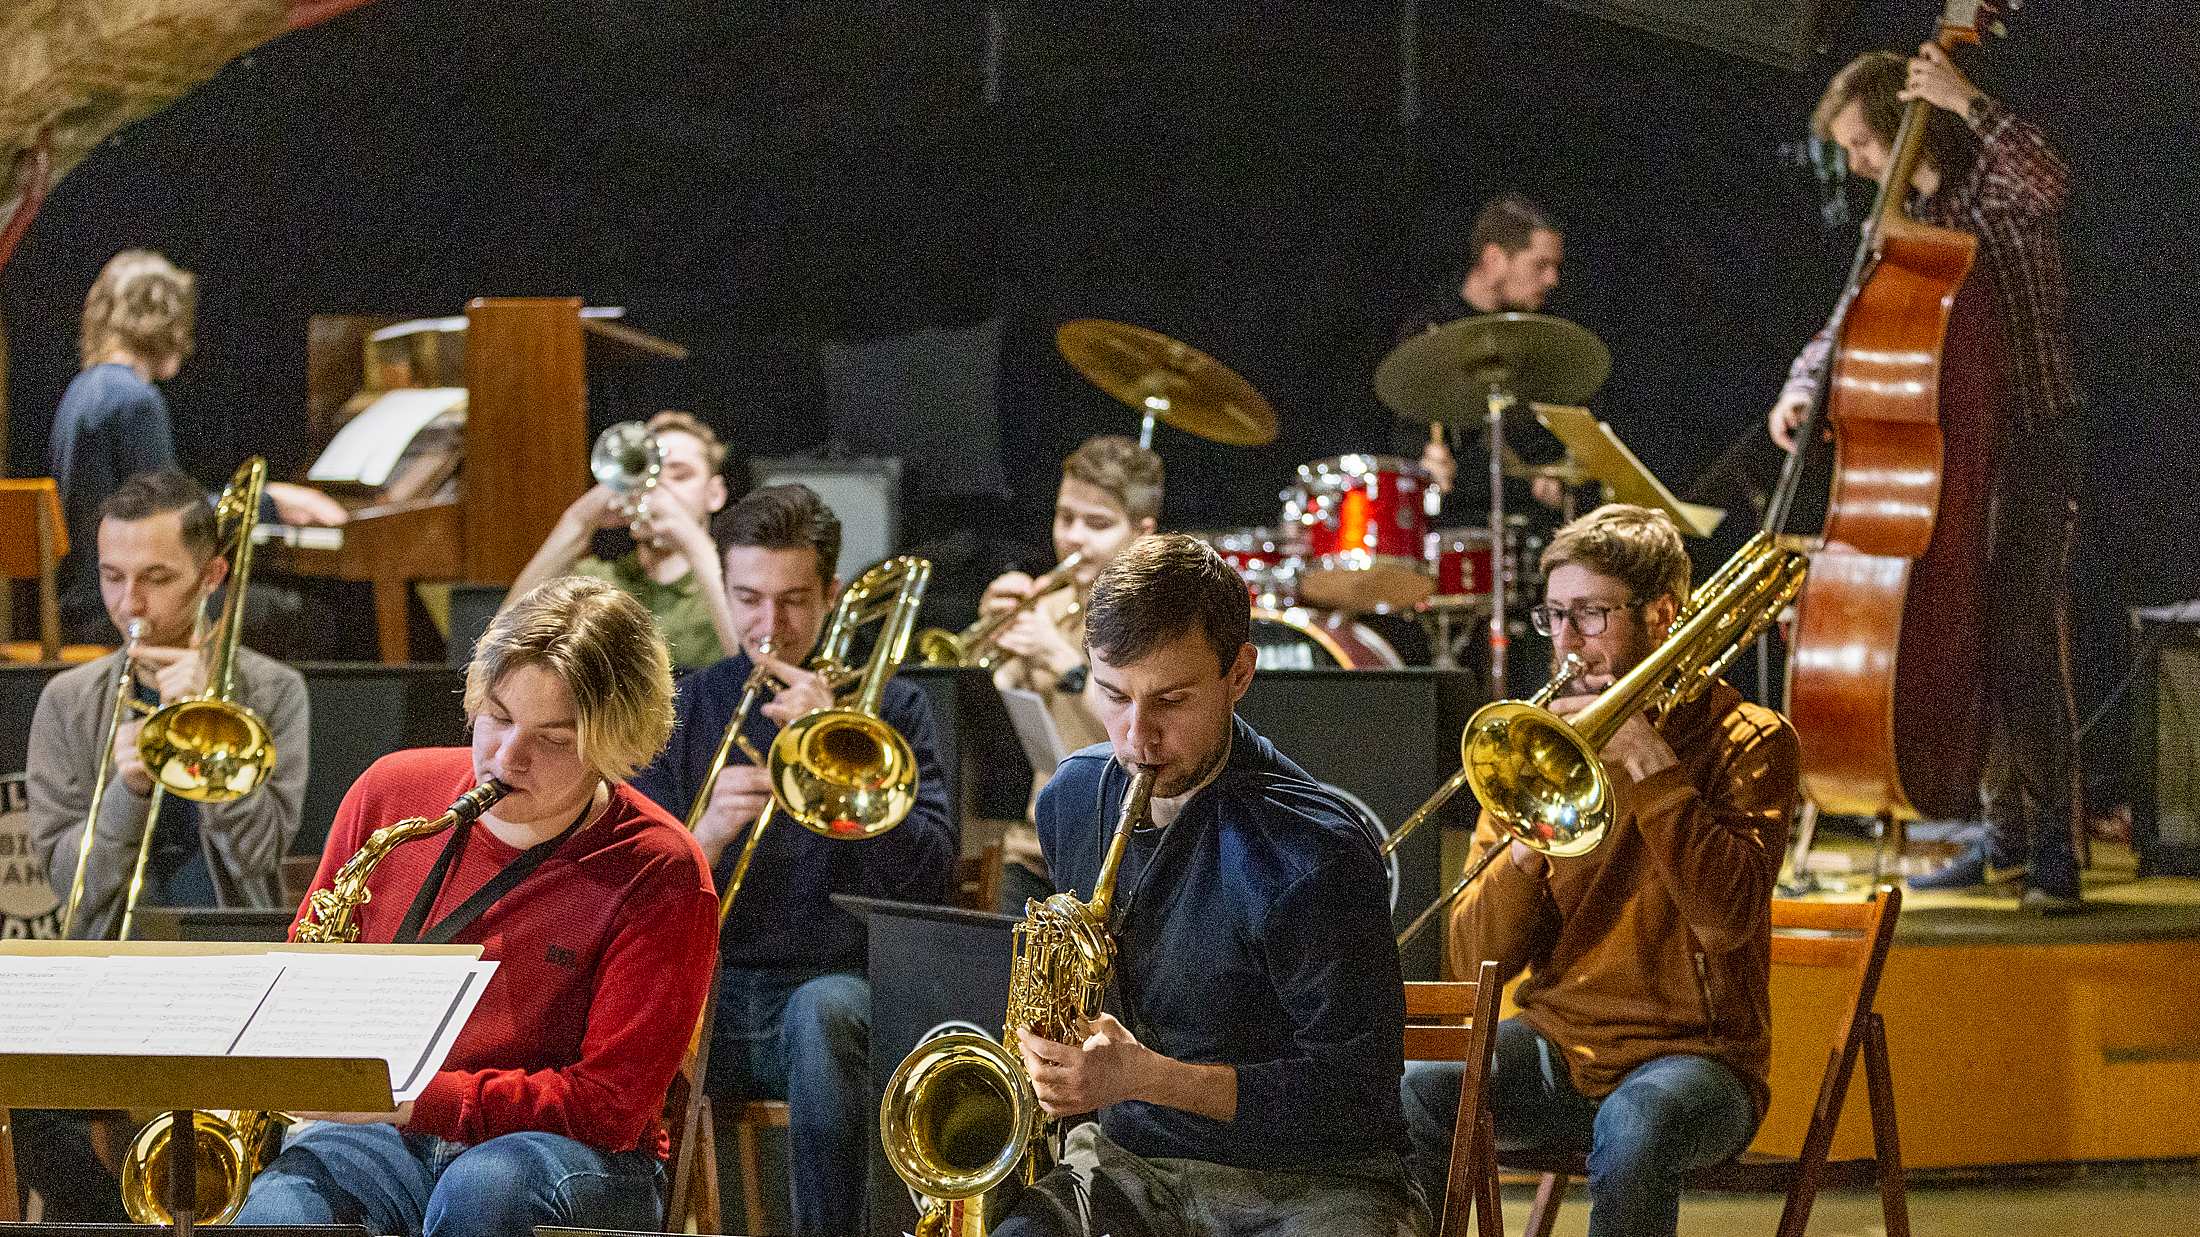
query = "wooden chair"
(1507, 886, 1910, 1237)
(953, 842, 1003, 912)
(0, 478, 106, 664)
(725, 1099, 790, 1234)
(1405, 964, 1504, 1237)
(662, 959, 724, 1234)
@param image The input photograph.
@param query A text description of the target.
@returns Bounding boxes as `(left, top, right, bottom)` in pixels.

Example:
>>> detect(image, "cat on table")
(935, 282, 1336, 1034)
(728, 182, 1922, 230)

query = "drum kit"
(1055, 313, 1613, 679)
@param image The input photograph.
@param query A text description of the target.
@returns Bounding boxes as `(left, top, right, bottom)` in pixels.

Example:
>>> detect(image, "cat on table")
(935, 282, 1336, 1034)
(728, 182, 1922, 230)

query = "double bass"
(1766, 0, 2012, 826)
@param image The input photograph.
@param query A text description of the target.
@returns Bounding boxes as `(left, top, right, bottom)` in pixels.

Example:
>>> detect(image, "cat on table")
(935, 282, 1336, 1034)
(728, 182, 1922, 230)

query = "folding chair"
(1405, 962, 1504, 1237)
(1508, 886, 1910, 1237)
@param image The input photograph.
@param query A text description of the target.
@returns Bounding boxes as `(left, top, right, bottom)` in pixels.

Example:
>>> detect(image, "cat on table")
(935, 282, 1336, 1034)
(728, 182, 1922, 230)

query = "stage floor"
(1446, 833, 2200, 1170)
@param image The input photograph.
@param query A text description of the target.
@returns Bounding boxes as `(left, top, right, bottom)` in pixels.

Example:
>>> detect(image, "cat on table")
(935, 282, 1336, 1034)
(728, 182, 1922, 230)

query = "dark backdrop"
(6, 1, 2196, 791)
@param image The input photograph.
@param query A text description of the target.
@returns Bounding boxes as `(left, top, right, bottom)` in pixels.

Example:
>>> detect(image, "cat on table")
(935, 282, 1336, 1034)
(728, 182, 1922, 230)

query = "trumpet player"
(1000, 533, 1425, 1237)
(984, 433, 1162, 911)
(237, 577, 717, 1235)
(1400, 506, 1799, 1237)
(630, 483, 952, 1237)
(509, 409, 737, 669)
(28, 469, 309, 938)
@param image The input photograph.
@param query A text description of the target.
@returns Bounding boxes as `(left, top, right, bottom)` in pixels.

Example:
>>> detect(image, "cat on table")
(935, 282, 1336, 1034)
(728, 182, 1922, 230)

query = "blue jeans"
(1401, 1019, 1759, 1237)
(234, 1121, 662, 1237)
(713, 966, 872, 1237)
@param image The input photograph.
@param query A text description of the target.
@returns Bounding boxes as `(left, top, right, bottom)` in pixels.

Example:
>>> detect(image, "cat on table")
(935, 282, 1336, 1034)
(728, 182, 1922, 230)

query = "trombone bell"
(136, 698, 276, 802)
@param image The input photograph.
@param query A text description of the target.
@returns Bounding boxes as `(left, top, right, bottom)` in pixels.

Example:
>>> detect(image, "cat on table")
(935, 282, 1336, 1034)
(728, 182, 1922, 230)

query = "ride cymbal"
(1375, 312, 1611, 424)
(1056, 319, 1279, 446)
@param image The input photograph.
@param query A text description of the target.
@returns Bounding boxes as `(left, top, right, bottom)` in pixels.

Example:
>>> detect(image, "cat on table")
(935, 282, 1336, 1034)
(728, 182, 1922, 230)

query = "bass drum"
(1249, 607, 1405, 671)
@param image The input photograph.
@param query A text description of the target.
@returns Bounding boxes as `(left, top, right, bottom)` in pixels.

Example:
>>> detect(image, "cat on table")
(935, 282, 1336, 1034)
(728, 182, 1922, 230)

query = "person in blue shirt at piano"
(629, 482, 954, 1237)
(48, 249, 346, 643)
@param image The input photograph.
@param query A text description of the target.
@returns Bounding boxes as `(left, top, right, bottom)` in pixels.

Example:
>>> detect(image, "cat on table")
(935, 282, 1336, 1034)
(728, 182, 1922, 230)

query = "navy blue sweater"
(50, 364, 177, 639)
(1036, 715, 1409, 1171)
(630, 652, 954, 971)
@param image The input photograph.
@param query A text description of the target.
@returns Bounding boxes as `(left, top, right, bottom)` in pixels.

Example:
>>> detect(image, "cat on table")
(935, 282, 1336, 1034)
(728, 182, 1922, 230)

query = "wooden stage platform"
(1449, 834, 2200, 1169)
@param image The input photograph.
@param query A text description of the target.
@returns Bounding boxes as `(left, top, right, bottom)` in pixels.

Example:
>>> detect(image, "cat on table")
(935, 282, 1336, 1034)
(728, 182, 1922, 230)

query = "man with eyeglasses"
(1400, 504, 1800, 1237)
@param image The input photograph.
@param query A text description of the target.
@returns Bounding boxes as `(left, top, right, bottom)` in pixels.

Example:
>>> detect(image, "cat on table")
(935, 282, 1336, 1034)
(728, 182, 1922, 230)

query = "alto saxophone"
(295, 779, 511, 943)
(880, 763, 1158, 1237)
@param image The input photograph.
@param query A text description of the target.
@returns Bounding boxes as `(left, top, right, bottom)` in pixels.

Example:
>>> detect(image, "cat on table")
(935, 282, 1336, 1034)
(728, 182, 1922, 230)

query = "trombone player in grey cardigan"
(28, 468, 308, 940)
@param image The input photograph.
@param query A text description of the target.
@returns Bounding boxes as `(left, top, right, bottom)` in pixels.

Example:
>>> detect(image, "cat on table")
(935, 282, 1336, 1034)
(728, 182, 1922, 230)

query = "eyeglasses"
(1529, 600, 1641, 637)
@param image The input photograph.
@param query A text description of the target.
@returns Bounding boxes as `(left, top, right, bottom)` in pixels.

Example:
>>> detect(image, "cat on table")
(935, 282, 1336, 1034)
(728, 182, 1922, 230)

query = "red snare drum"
(1248, 607, 1405, 670)
(1424, 527, 1494, 609)
(1283, 455, 1434, 612)
(1203, 527, 1305, 610)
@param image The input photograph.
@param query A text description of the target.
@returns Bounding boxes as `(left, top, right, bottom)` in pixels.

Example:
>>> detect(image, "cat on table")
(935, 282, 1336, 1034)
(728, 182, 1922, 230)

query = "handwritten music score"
(0, 952, 496, 1102)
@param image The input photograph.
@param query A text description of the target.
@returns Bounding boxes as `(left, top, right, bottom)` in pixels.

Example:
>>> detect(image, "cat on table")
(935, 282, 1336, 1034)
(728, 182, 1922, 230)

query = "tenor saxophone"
(879, 763, 1158, 1237)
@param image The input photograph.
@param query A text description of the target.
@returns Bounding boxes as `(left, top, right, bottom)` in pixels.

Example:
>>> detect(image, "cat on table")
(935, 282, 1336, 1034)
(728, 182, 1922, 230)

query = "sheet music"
(1000, 687, 1071, 779)
(0, 956, 103, 1046)
(0, 950, 495, 1105)
(308, 387, 467, 486)
(236, 954, 498, 1102)
(56, 955, 285, 1055)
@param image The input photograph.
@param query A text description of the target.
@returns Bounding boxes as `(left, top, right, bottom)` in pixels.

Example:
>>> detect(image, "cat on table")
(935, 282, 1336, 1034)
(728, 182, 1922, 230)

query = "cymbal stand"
(1484, 386, 1512, 700)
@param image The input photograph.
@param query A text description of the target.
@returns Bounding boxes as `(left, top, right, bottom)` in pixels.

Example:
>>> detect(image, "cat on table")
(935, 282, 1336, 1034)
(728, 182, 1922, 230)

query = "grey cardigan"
(29, 647, 309, 938)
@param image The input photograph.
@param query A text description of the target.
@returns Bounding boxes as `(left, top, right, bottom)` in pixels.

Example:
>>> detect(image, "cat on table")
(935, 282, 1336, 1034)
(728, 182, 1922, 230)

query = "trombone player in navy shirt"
(629, 483, 953, 1237)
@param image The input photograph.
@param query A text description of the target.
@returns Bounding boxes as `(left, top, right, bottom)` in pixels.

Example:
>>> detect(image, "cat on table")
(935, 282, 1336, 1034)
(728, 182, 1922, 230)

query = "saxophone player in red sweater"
(236, 577, 718, 1237)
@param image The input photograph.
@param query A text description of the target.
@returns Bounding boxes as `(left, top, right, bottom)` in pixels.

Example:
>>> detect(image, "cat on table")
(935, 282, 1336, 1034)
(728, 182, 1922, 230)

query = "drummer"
(980, 434, 1163, 912)
(1398, 191, 1572, 517)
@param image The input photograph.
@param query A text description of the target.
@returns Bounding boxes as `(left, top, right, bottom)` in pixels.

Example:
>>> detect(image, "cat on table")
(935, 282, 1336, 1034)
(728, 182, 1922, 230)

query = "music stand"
(1, 941, 479, 1233)
(1530, 404, 1727, 538)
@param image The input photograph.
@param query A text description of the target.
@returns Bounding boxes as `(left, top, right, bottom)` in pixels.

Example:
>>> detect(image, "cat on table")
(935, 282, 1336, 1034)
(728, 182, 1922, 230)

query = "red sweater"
(298, 748, 718, 1156)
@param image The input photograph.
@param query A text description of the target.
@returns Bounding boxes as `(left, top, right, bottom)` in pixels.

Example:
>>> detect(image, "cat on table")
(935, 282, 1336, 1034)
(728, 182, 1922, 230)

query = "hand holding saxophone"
(1015, 1013, 1151, 1115)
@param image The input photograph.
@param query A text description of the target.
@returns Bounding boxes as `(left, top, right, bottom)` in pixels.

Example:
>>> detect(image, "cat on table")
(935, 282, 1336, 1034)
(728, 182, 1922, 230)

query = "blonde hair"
(466, 577, 676, 783)
(79, 250, 197, 368)
(1063, 435, 1165, 526)
(646, 409, 727, 473)
(1539, 504, 1691, 608)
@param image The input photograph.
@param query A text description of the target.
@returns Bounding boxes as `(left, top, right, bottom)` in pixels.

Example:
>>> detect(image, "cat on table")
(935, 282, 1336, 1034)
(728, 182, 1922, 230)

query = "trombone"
(688, 556, 933, 922)
(1394, 531, 1808, 948)
(916, 551, 1084, 671)
(58, 618, 159, 939)
(136, 458, 277, 805)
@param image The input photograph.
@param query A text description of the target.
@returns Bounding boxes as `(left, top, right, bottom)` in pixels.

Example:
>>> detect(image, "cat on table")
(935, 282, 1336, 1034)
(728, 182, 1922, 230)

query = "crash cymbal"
(1374, 312, 1611, 424)
(1057, 319, 1279, 447)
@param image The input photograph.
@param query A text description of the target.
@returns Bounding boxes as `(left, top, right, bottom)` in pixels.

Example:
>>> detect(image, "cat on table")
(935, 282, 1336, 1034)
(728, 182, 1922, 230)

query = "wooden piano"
(257, 298, 686, 663)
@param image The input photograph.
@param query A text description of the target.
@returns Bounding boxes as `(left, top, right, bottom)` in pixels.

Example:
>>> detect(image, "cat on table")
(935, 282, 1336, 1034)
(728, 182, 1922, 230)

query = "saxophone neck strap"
(393, 797, 592, 945)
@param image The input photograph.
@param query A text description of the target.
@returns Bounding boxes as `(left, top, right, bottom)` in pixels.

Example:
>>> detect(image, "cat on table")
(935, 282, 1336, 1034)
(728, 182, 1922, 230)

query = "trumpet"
(689, 556, 933, 923)
(591, 421, 664, 547)
(917, 551, 1085, 671)
(881, 763, 1159, 1237)
(1394, 531, 1808, 948)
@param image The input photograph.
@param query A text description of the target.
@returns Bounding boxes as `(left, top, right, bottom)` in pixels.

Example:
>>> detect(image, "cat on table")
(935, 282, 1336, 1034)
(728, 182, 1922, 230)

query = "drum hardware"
(1284, 455, 1436, 613)
(1248, 607, 1403, 671)
(1375, 312, 1610, 699)
(1055, 319, 1279, 449)
(1201, 527, 1307, 611)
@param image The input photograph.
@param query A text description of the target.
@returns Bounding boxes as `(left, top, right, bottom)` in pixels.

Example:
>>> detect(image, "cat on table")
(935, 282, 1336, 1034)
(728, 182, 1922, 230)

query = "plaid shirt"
(1784, 97, 2082, 434)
